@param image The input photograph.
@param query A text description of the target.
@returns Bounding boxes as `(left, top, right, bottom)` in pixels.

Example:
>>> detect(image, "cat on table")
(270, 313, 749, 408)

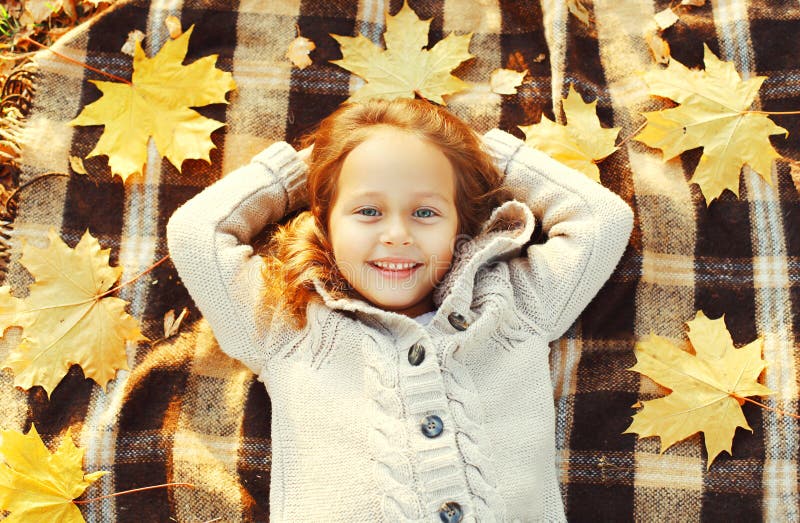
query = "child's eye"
(356, 207, 380, 217)
(413, 208, 438, 218)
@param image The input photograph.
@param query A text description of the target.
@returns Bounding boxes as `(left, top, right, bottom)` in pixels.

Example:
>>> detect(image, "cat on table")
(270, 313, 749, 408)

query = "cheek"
(327, 214, 346, 257)
(328, 220, 371, 277)
(426, 231, 457, 276)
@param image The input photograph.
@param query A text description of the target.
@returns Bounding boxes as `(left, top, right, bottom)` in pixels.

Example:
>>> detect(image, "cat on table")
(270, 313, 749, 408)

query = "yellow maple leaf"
(0, 228, 147, 397)
(635, 44, 787, 205)
(624, 310, 773, 468)
(70, 25, 237, 182)
(489, 68, 527, 95)
(330, 0, 473, 104)
(519, 84, 620, 181)
(0, 424, 107, 522)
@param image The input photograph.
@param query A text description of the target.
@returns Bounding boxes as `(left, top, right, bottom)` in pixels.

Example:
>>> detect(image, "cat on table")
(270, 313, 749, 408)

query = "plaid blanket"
(2, 0, 799, 521)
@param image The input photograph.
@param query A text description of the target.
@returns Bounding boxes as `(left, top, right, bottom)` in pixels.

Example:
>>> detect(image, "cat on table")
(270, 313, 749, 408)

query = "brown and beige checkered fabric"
(1, 0, 798, 521)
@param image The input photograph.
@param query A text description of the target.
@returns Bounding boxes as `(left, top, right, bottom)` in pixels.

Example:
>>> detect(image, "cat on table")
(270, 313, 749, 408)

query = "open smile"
(368, 261, 423, 278)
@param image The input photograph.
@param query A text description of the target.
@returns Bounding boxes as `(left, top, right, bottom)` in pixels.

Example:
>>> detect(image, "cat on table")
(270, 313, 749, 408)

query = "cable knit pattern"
(360, 327, 423, 520)
(167, 129, 634, 521)
(442, 354, 506, 522)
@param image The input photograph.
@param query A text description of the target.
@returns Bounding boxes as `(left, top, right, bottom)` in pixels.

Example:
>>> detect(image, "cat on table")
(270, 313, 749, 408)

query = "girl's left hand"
(298, 144, 314, 166)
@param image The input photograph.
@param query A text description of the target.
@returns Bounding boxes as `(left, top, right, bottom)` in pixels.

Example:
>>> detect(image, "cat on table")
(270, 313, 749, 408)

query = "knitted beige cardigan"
(167, 129, 633, 522)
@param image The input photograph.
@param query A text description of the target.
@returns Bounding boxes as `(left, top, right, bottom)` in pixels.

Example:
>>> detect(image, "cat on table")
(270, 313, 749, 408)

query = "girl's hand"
(297, 144, 314, 166)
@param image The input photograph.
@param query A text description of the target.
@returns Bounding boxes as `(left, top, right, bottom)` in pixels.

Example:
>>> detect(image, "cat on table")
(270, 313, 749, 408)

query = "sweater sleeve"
(166, 141, 308, 375)
(482, 128, 634, 341)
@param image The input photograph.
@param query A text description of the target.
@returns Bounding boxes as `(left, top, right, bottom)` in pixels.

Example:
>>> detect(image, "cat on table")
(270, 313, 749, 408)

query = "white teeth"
(373, 261, 417, 270)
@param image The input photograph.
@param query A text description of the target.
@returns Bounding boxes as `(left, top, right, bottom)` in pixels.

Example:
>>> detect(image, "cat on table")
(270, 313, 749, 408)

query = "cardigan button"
(447, 312, 469, 331)
(420, 414, 443, 438)
(438, 501, 463, 522)
(408, 343, 426, 366)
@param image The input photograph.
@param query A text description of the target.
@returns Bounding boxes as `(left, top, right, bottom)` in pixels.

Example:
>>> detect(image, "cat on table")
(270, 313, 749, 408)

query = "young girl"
(167, 98, 633, 522)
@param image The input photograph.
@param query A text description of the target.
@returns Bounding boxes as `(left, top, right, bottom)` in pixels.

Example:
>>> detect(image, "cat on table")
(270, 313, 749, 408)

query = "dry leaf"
(519, 84, 620, 181)
(120, 29, 145, 56)
(286, 35, 315, 69)
(69, 155, 88, 175)
(0, 285, 21, 321)
(0, 140, 19, 162)
(164, 15, 181, 39)
(163, 307, 188, 339)
(653, 8, 679, 30)
(61, 0, 77, 20)
(635, 44, 787, 204)
(567, 0, 592, 26)
(644, 27, 671, 64)
(330, 0, 473, 104)
(47, 26, 72, 40)
(17, 8, 35, 29)
(0, 185, 12, 214)
(70, 25, 237, 182)
(0, 424, 107, 522)
(790, 160, 800, 195)
(0, 228, 147, 397)
(624, 311, 773, 468)
(490, 68, 527, 95)
(24, 0, 61, 23)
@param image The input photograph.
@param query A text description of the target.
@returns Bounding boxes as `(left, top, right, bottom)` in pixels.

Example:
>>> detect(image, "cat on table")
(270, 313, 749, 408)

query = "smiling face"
(327, 126, 459, 317)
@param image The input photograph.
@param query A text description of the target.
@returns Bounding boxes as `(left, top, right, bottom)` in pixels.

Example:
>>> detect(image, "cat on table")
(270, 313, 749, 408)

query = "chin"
(376, 295, 431, 313)
(364, 293, 413, 308)
(373, 299, 416, 311)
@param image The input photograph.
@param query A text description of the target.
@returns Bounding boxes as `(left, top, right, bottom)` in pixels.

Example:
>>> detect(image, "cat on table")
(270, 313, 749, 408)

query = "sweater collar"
(312, 199, 536, 329)
(433, 199, 535, 309)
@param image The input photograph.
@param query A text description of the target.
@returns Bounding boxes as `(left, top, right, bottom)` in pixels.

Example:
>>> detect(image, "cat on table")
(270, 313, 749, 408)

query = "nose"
(380, 216, 413, 246)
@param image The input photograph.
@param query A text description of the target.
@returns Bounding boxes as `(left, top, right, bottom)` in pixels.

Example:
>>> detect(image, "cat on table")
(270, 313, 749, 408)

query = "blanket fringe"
(0, 59, 37, 280)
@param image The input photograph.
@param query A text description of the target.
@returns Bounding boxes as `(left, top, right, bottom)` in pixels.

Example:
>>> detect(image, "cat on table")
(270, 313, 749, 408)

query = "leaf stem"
(73, 482, 195, 504)
(616, 120, 647, 148)
(6, 254, 172, 315)
(746, 109, 800, 115)
(96, 254, 171, 299)
(737, 395, 800, 419)
(21, 36, 132, 85)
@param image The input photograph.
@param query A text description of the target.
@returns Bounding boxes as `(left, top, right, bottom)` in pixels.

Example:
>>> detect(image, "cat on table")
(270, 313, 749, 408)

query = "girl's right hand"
(297, 143, 314, 166)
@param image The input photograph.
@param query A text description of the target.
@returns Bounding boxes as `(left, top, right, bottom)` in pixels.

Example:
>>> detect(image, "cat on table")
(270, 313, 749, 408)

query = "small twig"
(0, 51, 37, 60)
(2, 172, 71, 218)
(73, 482, 196, 505)
(97, 254, 171, 299)
(738, 395, 800, 420)
(616, 120, 648, 148)
(0, 93, 27, 104)
(21, 36, 132, 84)
(149, 337, 167, 350)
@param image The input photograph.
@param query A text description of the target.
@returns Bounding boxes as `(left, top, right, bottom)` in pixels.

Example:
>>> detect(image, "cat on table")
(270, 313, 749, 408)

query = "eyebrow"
(351, 191, 451, 203)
